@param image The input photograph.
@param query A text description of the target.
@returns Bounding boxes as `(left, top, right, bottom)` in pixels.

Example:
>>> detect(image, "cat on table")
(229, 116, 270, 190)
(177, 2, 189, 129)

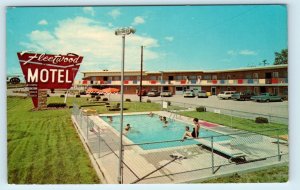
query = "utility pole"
(139, 46, 144, 102)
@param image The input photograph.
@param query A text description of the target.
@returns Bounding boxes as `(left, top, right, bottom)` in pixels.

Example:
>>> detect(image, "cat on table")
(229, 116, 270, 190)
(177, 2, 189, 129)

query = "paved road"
(7, 88, 288, 124)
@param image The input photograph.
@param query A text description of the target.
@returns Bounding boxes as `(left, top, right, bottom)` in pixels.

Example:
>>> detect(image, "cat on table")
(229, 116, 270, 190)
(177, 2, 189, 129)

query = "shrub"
(255, 117, 269, 123)
(47, 94, 50, 97)
(60, 94, 65, 98)
(125, 98, 131, 102)
(96, 96, 101, 101)
(196, 106, 206, 112)
(166, 101, 171, 106)
(103, 98, 108, 101)
(80, 91, 86, 95)
(76, 94, 80, 98)
(47, 103, 67, 108)
(91, 95, 95, 98)
(146, 99, 151, 103)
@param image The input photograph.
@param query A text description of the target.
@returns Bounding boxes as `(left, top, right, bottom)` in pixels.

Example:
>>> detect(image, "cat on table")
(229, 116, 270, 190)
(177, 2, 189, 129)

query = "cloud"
(164, 36, 174, 42)
(239, 49, 257, 55)
(227, 49, 256, 56)
(132, 16, 145, 26)
(21, 16, 160, 75)
(38, 19, 48, 25)
(83, 7, 95, 16)
(108, 9, 121, 19)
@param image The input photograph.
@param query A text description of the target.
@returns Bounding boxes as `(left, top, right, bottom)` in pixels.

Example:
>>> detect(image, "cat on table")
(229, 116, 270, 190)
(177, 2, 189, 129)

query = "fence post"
(98, 133, 101, 158)
(276, 129, 281, 161)
(86, 116, 89, 139)
(80, 112, 83, 129)
(211, 136, 215, 174)
(230, 110, 233, 127)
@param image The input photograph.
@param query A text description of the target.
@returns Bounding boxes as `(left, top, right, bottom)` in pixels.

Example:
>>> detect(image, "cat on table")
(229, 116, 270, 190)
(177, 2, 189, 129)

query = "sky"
(6, 5, 287, 79)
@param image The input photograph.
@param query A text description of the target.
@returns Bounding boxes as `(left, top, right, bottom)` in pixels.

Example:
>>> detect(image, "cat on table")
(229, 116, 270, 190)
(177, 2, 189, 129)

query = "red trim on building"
(212, 80, 217, 84)
(238, 79, 243, 84)
(180, 80, 186, 84)
(124, 80, 129, 84)
(150, 80, 157, 84)
(272, 78, 278, 84)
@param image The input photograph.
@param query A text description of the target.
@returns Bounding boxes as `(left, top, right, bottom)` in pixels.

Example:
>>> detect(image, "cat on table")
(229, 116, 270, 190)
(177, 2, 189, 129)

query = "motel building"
(78, 64, 288, 98)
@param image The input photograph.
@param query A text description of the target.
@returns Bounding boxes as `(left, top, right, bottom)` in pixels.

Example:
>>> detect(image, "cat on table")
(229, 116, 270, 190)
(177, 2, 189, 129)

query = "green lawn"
(7, 96, 100, 184)
(179, 111, 288, 136)
(200, 165, 288, 183)
(7, 96, 288, 183)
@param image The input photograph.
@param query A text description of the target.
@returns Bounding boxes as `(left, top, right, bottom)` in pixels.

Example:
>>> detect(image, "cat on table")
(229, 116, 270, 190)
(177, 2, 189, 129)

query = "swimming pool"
(101, 114, 232, 150)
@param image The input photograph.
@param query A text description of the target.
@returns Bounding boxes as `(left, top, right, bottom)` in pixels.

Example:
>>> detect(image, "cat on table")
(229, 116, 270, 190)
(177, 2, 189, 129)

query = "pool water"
(101, 114, 231, 150)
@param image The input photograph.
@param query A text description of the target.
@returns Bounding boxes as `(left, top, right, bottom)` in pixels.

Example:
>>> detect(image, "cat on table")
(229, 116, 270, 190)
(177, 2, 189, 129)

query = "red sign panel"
(17, 52, 83, 108)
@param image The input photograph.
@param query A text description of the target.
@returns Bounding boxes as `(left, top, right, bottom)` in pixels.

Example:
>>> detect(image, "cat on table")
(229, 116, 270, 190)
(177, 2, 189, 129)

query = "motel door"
(211, 87, 216, 95)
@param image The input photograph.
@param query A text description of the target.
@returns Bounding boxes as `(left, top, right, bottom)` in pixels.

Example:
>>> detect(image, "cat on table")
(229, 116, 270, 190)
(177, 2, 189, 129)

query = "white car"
(217, 91, 236, 99)
(183, 90, 195, 98)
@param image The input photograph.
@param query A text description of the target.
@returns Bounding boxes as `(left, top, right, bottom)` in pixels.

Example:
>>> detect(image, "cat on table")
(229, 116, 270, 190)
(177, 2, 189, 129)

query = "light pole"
(115, 27, 135, 184)
(139, 46, 144, 102)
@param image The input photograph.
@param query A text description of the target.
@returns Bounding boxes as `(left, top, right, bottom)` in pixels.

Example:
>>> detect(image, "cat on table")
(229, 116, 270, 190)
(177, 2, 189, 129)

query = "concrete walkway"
(71, 111, 288, 184)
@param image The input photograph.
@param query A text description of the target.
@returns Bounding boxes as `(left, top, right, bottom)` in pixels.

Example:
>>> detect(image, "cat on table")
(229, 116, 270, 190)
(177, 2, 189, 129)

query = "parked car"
(232, 91, 255, 101)
(137, 89, 148, 96)
(217, 91, 236, 99)
(250, 93, 283, 102)
(197, 90, 208, 98)
(160, 91, 172, 97)
(147, 90, 160, 97)
(183, 90, 195, 98)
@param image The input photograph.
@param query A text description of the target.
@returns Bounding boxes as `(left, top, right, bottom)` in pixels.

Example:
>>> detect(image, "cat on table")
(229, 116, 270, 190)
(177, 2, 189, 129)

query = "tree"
(274, 49, 288, 65)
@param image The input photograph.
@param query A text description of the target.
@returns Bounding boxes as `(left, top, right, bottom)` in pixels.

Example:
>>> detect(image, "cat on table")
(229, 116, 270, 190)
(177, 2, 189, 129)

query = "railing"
(71, 104, 289, 184)
(75, 78, 288, 86)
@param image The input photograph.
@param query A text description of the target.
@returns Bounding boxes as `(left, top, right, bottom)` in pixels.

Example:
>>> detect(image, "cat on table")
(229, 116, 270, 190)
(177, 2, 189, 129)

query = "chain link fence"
(71, 104, 289, 184)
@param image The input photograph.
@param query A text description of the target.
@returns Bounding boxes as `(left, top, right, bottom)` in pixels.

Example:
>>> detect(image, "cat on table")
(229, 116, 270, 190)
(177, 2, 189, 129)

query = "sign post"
(17, 52, 83, 109)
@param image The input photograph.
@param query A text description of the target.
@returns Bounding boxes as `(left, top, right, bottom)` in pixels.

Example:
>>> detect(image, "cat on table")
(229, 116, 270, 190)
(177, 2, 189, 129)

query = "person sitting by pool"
(149, 112, 154, 117)
(181, 126, 192, 141)
(107, 116, 113, 122)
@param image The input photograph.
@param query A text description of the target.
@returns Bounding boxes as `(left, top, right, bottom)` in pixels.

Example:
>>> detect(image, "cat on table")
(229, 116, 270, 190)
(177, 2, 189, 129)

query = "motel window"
(124, 76, 130, 80)
(175, 76, 183, 80)
(203, 75, 211, 80)
(283, 71, 288, 78)
(212, 75, 217, 80)
(113, 76, 120, 81)
(189, 75, 197, 80)
(273, 87, 279, 95)
(227, 75, 231, 80)
(183, 76, 188, 80)
(253, 73, 258, 79)
(150, 76, 157, 80)
(272, 72, 279, 78)
(245, 74, 252, 79)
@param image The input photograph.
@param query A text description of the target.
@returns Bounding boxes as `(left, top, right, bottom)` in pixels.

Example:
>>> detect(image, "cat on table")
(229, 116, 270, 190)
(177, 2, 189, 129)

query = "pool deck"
(71, 111, 288, 184)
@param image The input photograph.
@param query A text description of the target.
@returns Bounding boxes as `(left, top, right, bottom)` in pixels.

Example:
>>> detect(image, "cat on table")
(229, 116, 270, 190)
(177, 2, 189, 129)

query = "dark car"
(147, 90, 160, 97)
(232, 92, 255, 101)
(160, 91, 172, 97)
(250, 93, 283, 102)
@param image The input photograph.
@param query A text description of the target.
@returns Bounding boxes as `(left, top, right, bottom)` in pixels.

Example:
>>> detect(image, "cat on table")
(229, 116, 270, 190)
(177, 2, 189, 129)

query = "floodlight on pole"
(115, 27, 135, 184)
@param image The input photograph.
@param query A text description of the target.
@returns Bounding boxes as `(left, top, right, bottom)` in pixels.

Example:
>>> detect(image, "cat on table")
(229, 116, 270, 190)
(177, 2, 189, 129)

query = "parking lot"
(7, 88, 288, 119)
(110, 94, 288, 118)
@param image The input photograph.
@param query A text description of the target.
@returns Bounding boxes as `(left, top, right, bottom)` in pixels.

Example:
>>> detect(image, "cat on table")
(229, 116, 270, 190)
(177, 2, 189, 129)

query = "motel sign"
(17, 51, 83, 108)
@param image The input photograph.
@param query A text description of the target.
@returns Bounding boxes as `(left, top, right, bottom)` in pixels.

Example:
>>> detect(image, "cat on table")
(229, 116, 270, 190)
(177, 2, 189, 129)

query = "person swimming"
(123, 124, 131, 135)
(149, 112, 154, 117)
(107, 116, 113, 122)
